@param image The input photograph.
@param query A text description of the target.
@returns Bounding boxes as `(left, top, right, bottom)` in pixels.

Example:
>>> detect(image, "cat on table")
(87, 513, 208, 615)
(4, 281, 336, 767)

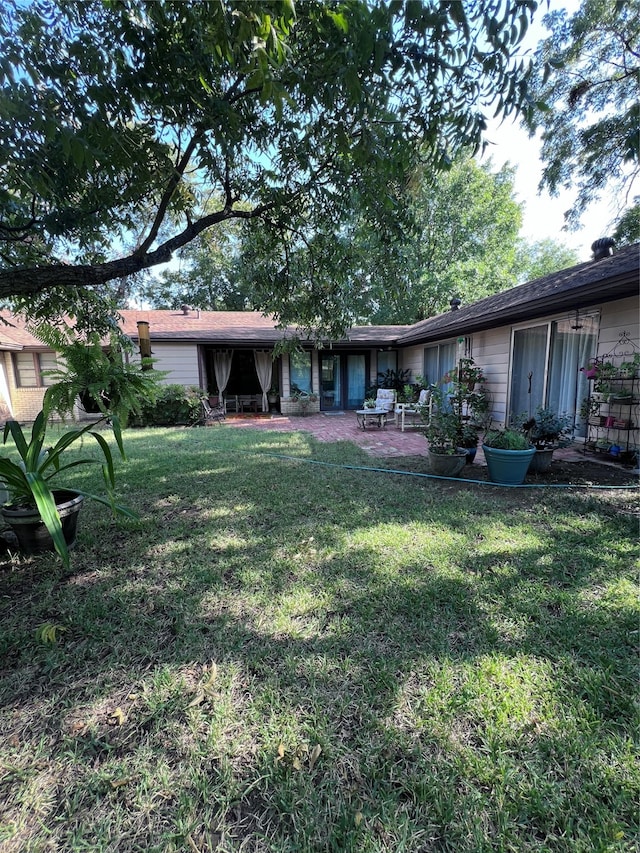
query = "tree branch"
(134, 130, 204, 257)
(0, 202, 279, 298)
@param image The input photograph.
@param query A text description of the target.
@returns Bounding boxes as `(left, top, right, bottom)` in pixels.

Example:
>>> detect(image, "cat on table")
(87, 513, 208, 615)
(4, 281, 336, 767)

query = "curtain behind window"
(548, 316, 598, 436)
(423, 342, 456, 386)
(346, 355, 366, 408)
(290, 351, 311, 393)
(510, 326, 548, 421)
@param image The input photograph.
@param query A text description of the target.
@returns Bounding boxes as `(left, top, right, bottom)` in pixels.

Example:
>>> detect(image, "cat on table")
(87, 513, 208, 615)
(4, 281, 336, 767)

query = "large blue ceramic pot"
(482, 445, 536, 485)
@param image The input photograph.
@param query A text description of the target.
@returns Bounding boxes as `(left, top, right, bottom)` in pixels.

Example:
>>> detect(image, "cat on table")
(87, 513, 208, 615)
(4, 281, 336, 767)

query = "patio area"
(221, 411, 601, 466)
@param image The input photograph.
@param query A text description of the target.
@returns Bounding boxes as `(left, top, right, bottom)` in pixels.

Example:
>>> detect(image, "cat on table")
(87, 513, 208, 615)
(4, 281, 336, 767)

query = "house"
(1, 241, 638, 447)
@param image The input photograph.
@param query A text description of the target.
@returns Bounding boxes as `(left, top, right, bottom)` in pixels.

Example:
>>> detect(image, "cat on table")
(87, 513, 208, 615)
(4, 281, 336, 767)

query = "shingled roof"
(397, 242, 639, 346)
(119, 309, 408, 347)
(1, 243, 637, 350)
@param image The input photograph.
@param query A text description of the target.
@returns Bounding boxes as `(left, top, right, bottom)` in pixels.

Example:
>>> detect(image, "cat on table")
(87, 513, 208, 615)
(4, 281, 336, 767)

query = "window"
(13, 351, 58, 387)
(290, 350, 311, 393)
(377, 351, 397, 378)
(423, 341, 457, 387)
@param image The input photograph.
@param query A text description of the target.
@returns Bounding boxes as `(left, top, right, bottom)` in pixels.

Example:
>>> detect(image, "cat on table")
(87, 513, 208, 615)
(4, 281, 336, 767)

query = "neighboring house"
(1, 242, 638, 445)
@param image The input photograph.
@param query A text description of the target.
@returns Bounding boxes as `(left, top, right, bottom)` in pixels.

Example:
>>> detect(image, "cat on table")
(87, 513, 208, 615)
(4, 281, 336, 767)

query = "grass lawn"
(0, 425, 638, 852)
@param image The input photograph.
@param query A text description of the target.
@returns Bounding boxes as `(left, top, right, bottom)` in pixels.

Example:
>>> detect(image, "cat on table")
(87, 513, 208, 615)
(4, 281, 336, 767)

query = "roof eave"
(398, 277, 638, 345)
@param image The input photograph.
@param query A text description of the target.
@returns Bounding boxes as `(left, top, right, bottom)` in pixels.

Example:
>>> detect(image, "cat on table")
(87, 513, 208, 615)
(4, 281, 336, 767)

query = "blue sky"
(480, 0, 621, 262)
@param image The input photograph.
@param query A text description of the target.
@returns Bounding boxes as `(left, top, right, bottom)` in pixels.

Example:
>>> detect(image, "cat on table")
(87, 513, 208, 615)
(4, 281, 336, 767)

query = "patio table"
(356, 409, 388, 430)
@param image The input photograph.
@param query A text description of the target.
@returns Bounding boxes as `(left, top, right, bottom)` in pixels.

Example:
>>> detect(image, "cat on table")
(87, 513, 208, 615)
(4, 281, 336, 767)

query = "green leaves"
(1, 0, 539, 333)
(0, 408, 131, 568)
(525, 0, 639, 226)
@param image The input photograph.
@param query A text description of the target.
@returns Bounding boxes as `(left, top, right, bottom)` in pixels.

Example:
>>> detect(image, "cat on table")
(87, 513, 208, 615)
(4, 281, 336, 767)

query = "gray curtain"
(254, 350, 273, 413)
(213, 350, 233, 405)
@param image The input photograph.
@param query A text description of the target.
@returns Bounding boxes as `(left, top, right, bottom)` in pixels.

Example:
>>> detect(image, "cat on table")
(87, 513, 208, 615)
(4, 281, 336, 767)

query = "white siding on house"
(596, 297, 639, 357)
(470, 329, 512, 427)
(396, 294, 640, 430)
(142, 343, 201, 386)
(399, 345, 423, 382)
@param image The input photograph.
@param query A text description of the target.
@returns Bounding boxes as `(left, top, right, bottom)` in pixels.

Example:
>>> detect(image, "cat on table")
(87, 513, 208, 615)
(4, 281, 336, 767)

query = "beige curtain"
(213, 350, 233, 405)
(253, 350, 273, 413)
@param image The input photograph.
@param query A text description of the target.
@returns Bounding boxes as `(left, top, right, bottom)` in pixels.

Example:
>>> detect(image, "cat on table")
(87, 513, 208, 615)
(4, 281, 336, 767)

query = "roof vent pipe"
(450, 297, 461, 311)
(591, 237, 615, 261)
(181, 304, 190, 315)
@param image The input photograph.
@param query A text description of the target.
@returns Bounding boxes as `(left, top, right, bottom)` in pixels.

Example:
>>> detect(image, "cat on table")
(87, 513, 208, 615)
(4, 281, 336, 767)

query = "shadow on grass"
(0, 426, 638, 851)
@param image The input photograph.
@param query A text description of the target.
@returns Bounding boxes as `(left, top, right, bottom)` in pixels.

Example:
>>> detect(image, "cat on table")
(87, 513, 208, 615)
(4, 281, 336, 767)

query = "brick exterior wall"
(280, 397, 321, 416)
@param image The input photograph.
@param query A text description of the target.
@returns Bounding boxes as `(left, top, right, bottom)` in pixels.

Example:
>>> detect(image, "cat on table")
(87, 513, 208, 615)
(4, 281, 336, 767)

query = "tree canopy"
(514, 237, 579, 283)
(365, 154, 524, 323)
(138, 213, 258, 311)
(142, 153, 582, 325)
(0, 0, 539, 336)
(526, 0, 639, 229)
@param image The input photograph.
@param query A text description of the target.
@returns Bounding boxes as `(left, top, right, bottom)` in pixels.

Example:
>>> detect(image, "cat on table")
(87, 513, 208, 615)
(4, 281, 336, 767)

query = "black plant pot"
(79, 389, 110, 414)
(1, 489, 84, 555)
(528, 448, 555, 473)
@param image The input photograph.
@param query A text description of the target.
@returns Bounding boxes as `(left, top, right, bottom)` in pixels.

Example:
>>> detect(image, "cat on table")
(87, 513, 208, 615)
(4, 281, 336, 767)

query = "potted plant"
(617, 355, 639, 378)
(422, 388, 466, 477)
(595, 361, 617, 381)
(0, 409, 134, 568)
(397, 384, 418, 404)
(443, 357, 486, 392)
(609, 388, 635, 404)
(290, 387, 318, 415)
(515, 406, 573, 473)
(363, 397, 377, 410)
(456, 421, 481, 464)
(35, 327, 161, 424)
(482, 428, 536, 485)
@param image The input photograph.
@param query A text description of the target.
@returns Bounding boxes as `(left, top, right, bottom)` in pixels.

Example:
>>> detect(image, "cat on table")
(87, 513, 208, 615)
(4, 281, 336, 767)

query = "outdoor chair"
(369, 388, 397, 425)
(200, 397, 226, 425)
(396, 388, 431, 431)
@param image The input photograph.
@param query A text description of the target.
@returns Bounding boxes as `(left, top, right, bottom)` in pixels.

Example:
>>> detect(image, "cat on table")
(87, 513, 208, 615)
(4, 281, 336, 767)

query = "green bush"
(131, 385, 206, 427)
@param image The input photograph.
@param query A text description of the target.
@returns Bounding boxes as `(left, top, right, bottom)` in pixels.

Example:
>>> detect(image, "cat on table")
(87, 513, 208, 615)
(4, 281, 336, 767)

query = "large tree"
(525, 0, 639, 229)
(514, 237, 579, 283)
(0, 0, 539, 336)
(143, 155, 580, 324)
(365, 154, 524, 323)
(139, 214, 258, 311)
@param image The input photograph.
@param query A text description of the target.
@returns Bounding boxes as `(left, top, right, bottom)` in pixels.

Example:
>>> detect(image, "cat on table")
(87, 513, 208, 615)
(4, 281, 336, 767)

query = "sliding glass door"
(510, 326, 549, 419)
(509, 316, 598, 435)
(320, 353, 368, 410)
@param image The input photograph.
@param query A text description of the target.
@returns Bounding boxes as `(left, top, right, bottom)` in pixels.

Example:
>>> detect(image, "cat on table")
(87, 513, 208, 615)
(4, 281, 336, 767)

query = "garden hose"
(203, 441, 639, 490)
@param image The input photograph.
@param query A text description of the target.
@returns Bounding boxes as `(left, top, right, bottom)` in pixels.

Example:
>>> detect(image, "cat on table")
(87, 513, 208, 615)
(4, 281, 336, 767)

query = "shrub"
(131, 385, 206, 426)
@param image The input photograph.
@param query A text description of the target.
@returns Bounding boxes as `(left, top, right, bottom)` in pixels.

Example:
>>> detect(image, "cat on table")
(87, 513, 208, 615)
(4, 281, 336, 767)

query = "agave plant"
(0, 410, 134, 568)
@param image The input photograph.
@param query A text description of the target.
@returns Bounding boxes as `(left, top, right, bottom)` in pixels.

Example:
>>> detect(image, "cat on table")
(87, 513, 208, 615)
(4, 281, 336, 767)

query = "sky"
(478, 0, 620, 263)
(481, 115, 618, 264)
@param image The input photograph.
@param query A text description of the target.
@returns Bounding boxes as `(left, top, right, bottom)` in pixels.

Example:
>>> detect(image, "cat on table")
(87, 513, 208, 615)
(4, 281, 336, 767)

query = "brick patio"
(222, 412, 593, 465)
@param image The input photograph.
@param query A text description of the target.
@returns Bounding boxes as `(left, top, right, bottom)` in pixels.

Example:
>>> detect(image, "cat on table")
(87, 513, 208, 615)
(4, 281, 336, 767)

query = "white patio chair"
(396, 388, 431, 431)
(369, 388, 397, 425)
